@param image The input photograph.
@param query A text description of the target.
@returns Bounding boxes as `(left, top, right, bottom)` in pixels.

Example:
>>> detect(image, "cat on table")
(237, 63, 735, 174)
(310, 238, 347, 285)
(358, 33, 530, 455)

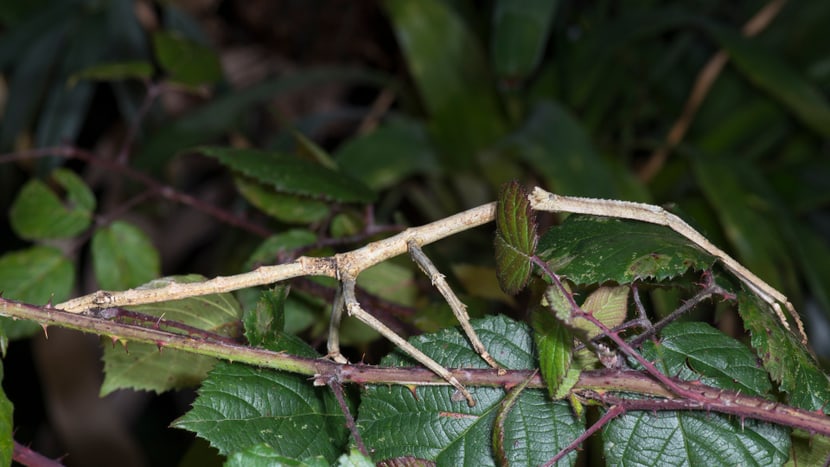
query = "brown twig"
(1, 297, 829, 438)
(638, 0, 788, 182)
(327, 379, 368, 456)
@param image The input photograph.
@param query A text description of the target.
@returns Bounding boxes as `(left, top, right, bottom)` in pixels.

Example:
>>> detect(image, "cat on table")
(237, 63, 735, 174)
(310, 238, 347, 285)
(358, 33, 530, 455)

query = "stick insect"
(58, 187, 806, 406)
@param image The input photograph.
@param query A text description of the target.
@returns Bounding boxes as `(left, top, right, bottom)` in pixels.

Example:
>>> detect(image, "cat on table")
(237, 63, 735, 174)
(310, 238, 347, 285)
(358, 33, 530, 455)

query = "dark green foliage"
(0, 1, 829, 466)
(357, 315, 583, 466)
(538, 215, 716, 285)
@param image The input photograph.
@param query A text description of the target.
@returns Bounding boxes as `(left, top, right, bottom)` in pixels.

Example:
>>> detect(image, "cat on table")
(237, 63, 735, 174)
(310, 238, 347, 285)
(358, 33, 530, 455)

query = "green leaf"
(152, 30, 222, 87)
(644, 322, 772, 396)
(709, 26, 830, 137)
(494, 181, 537, 295)
(605, 321, 790, 465)
(383, 0, 507, 166)
(0, 363, 13, 467)
(531, 308, 574, 399)
(243, 286, 288, 348)
(136, 67, 391, 171)
(358, 315, 583, 465)
(225, 443, 311, 467)
(69, 60, 153, 85)
(0, 246, 74, 343)
(543, 283, 575, 324)
(199, 147, 375, 203)
(491, 0, 558, 81)
(9, 169, 95, 239)
(571, 285, 628, 340)
(603, 409, 789, 466)
(100, 275, 242, 396)
(537, 215, 716, 285)
(336, 119, 439, 190)
(787, 431, 830, 467)
(92, 221, 160, 291)
(738, 292, 830, 412)
(234, 176, 330, 224)
(225, 447, 370, 467)
(173, 360, 347, 462)
(0, 246, 74, 305)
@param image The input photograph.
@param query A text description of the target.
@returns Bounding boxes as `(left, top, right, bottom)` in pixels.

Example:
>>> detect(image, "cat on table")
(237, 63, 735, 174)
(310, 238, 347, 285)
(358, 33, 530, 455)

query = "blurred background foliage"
(0, 0, 829, 465)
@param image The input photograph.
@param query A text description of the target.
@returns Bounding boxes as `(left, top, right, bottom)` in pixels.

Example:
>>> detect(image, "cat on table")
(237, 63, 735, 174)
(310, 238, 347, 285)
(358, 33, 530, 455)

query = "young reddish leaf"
(494, 181, 538, 295)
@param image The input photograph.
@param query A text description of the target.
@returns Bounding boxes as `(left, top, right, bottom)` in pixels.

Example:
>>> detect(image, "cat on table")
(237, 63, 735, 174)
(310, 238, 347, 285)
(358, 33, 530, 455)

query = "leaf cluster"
(0, 1, 829, 465)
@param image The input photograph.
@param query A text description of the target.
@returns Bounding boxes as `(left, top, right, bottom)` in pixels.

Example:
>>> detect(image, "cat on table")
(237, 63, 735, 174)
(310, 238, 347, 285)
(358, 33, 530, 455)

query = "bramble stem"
(2, 297, 829, 438)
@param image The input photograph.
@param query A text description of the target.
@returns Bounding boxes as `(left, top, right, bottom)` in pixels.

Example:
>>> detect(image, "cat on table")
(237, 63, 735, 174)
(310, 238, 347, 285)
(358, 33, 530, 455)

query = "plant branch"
(13, 441, 64, 467)
(2, 297, 829, 439)
(544, 405, 625, 466)
(0, 146, 271, 238)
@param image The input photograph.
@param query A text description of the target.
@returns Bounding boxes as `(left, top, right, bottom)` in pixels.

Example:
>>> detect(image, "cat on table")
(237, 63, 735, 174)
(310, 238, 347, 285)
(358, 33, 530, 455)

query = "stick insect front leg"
(528, 187, 806, 344)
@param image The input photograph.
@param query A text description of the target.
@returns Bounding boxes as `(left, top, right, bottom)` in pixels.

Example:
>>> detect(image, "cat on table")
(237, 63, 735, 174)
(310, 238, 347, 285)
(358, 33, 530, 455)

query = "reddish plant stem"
(94, 307, 241, 344)
(2, 298, 830, 438)
(544, 405, 626, 466)
(532, 257, 691, 395)
(13, 441, 64, 467)
(116, 81, 162, 164)
(0, 146, 271, 238)
(327, 379, 368, 456)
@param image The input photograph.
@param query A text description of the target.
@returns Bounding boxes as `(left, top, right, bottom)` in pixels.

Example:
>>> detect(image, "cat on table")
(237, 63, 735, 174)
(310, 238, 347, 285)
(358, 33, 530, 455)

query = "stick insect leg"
(326, 286, 348, 363)
(407, 240, 503, 373)
(340, 277, 476, 406)
(528, 187, 807, 344)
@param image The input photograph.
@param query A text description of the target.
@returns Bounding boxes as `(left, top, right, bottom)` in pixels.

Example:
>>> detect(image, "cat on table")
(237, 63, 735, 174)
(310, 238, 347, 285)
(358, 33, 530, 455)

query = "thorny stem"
(13, 441, 64, 467)
(543, 405, 626, 466)
(95, 307, 241, 345)
(532, 256, 695, 399)
(327, 379, 368, 456)
(629, 275, 728, 347)
(3, 297, 830, 439)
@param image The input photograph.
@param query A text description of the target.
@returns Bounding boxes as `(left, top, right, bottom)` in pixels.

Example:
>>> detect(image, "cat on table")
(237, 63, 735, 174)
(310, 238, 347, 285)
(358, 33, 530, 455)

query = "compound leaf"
(0, 246, 74, 344)
(605, 321, 790, 466)
(9, 168, 95, 240)
(738, 292, 830, 412)
(644, 322, 771, 397)
(100, 275, 242, 396)
(538, 215, 715, 285)
(173, 338, 347, 463)
(92, 221, 160, 291)
(199, 146, 375, 203)
(358, 315, 583, 466)
(603, 409, 789, 466)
